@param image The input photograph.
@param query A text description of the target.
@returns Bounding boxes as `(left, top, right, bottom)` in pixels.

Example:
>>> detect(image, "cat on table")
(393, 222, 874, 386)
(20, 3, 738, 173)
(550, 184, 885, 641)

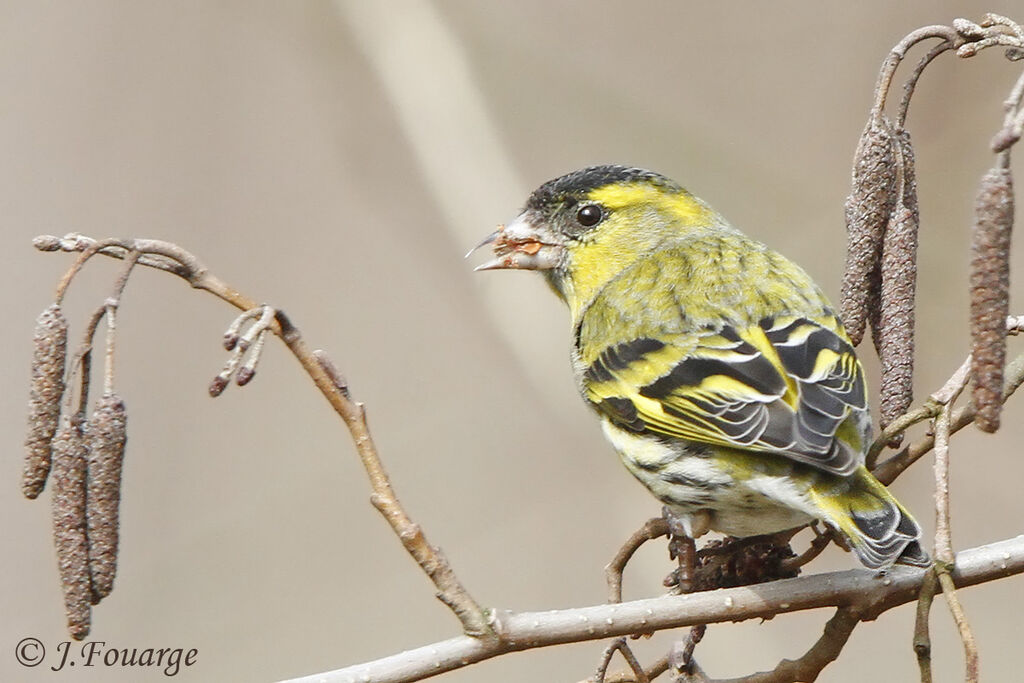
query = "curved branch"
(605, 517, 669, 603)
(681, 607, 860, 683)
(40, 234, 493, 638)
(284, 536, 1024, 683)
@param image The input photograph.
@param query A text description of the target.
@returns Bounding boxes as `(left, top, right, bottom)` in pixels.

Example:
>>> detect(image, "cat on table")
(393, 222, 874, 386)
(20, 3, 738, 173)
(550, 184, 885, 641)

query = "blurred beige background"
(3, 2, 1023, 681)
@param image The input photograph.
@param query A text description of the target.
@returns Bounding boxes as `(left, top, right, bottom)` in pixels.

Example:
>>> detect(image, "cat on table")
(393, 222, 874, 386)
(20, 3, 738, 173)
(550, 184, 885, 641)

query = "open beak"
(467, 214, 564, 271)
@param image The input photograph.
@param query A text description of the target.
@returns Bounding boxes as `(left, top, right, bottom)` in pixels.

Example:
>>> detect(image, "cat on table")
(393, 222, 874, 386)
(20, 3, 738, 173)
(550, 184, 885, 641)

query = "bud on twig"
(841, 119, 900, 346)
(210, 305, 275, 395)
(23, 304, 68, 499)
(86, 394, 128, 603)
(209, 375, 229, 397)
(970, 166, 1014, 432)
(32, 234, 63, 252)
(953, 18, 987, 40)
(51, 415, 91, 639)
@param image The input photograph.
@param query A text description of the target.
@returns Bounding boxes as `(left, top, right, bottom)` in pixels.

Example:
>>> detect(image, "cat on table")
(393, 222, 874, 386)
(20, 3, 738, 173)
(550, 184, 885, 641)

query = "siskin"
(474, 165, 927, 569)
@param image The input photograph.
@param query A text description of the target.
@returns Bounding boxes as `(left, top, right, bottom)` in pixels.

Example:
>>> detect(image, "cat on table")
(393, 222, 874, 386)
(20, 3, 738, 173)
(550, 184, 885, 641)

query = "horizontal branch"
(283, 535, 1024, 683)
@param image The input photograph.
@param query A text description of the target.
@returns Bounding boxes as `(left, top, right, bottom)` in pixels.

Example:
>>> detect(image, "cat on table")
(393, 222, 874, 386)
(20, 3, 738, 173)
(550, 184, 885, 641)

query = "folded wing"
(584, 316, 868, 475)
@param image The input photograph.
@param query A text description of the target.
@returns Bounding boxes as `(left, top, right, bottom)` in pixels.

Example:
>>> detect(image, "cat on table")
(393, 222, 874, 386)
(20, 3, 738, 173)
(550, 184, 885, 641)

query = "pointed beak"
(467, 214, 564, 272)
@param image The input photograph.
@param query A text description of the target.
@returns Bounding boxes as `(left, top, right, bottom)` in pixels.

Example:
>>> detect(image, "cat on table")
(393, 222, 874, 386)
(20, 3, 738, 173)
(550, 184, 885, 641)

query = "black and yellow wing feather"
(583, 315, 868, 476)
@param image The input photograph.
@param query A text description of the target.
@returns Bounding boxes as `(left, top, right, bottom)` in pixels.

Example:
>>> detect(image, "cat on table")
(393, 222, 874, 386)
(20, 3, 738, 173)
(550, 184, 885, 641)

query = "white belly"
(602, 420, 818, 538)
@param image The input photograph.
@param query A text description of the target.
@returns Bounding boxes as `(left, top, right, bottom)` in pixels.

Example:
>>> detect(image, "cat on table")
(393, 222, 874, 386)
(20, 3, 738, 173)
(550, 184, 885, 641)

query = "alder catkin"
(841, 119, 899, 346)
(23, 304, 68, 499)
(970, 166, 1014, 433)
(86, 394, 128, 603)
(51, 415, 91, 639)
(877, 204, 919, 430)
(897, 130, 919, 216)
(874, 132, 920, 433)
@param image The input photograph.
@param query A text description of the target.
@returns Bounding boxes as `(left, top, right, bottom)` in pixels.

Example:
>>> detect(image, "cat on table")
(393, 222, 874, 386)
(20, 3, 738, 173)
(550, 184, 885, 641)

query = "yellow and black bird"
(475, 165, 927, 569)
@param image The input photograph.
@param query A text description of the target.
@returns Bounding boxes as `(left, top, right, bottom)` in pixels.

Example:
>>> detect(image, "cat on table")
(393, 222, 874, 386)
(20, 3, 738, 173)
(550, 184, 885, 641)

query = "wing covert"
(584, 316, 868, 475)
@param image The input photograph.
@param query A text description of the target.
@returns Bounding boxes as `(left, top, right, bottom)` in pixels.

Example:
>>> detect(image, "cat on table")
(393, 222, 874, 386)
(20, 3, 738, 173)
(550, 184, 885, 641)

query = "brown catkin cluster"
(51, 415, 91, 640)
(970, 165, 1014, 433)
(841, 119, 900, 346)
(23, 304, 68, 498)
(686, 538, 799, 593)
(86, 393, 128, 603)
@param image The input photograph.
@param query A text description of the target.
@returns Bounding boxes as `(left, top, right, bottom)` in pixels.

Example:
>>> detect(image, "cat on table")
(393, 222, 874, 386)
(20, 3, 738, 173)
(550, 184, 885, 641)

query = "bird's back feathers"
(576, 237, 870, 477)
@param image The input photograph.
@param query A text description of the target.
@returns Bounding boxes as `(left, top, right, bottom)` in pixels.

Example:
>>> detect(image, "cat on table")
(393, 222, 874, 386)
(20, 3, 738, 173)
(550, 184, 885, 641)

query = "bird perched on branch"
(473, 165, 928, 570)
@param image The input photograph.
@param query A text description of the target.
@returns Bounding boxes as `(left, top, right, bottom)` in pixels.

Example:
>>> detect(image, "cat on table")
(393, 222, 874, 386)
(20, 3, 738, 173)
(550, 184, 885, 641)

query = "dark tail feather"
(813, 467, 929, 569)
(896, 539, 931, 567)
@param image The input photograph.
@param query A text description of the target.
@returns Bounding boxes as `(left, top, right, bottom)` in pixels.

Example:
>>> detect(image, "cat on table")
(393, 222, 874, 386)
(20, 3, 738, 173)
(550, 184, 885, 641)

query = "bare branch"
(594, 638, 649, 683)
(992, 69, 1024, 151)
(284, 537, 1024, 683)
(913, 569, 938, 683)
(897, 40, 954, 128)
(672, 624, 707, 679)
(932, 387, 966, 565)
(936, 571, 979, 682)
(930, 378, 980, 683)
(606, 517, 669, 604)
(40, 234, 493, 638)
(678, 608, 859, 683)
(590, 655, 669, 683)
(779, 527, 832, 573)
(865, 400, 938, 469)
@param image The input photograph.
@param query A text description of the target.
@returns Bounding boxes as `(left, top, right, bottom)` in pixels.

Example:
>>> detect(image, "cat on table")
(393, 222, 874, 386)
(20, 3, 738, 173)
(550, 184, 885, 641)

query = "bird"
(472, 164, 928, 570)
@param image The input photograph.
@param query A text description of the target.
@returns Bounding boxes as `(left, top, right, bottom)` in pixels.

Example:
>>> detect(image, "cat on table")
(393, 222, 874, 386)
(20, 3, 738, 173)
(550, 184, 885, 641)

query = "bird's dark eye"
(576, 204, 603, 227)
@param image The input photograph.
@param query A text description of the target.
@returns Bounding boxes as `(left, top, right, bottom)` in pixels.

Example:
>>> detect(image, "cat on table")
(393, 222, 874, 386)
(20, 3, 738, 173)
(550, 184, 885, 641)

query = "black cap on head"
(526, 165, 681, 212)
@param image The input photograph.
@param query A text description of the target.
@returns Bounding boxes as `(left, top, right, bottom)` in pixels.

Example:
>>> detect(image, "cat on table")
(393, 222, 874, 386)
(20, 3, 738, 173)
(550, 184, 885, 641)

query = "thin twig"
(590, 655, 670, 683)
(868, 16, 1024, 119)
(931, 355, 974, 406)
(592, 518, 672, 683)
(672, 624, 707, 678)
(66, 305, 109, 416)
(594, 638, 649, 683)
(897, 39, 954, 128)
(992, 69, 1024, 151)
(913, 568, 938, 683)
(932, 379, 980, 683)
(102, 251, 141, 394)
(676, 608, 861, 683)
(933, 394, 965, 565)
(779, 527, 832, 573)
(872, 26, 959, 116)
(936, 571, 980, 682)
(605, 518, 669, 603)
(866, 399, 939, 468)
(874, 348, 1024, 485)
(55, 238, 120, 303)
(43, 234, 493, 639)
